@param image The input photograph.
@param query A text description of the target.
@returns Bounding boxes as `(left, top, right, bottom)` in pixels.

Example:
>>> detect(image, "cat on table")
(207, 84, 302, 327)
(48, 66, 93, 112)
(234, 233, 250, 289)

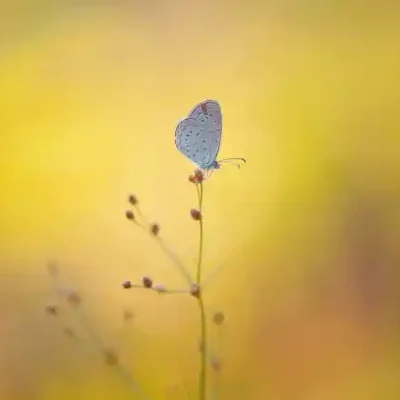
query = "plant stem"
(49, 274, 150, 400)
(198, 296, 207, 400)
(133, 205, 194, 284)
(155, 237, 194, 284)
(196, 182, 207, 400)
(73, 308, 150, 400)
(196, 183, 204, 284)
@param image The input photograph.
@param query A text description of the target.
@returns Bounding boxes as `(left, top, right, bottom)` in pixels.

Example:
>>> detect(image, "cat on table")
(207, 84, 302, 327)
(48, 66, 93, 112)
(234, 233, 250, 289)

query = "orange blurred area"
(1, 1, 400, 399)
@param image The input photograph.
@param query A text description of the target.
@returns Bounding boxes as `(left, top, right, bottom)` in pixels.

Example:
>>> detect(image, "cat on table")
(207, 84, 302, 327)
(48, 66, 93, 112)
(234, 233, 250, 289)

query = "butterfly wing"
(175, 118, 214, 168)
(175, 100, 223, 169)
(188, 100, 222, 127)
(188, 100, 222, 166)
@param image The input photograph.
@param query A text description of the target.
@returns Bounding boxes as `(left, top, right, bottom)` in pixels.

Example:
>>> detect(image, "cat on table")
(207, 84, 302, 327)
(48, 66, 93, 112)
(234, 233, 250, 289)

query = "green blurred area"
(1, 1, 400, 399)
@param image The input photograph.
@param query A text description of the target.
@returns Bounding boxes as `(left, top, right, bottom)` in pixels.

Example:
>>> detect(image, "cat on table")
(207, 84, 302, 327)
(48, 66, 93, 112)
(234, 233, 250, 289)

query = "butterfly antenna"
(218, 158, 246, 169)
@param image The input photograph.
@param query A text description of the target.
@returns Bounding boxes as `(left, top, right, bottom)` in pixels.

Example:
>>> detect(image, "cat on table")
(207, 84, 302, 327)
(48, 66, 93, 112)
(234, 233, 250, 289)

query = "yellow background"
(1, 2, 400, 399)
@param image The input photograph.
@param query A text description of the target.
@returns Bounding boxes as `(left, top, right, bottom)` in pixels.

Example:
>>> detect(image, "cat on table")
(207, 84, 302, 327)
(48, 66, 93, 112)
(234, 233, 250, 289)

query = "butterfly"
(175, 100, 245, 178)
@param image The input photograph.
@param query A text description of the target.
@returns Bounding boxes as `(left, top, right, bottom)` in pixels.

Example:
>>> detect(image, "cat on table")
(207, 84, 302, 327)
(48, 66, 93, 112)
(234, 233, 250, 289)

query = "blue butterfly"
(175, 100, 245, 177)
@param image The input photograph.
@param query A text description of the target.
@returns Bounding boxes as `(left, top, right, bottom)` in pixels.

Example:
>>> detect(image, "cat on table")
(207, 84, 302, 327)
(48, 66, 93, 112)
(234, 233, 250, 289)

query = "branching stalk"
(196, 182, 207, 400)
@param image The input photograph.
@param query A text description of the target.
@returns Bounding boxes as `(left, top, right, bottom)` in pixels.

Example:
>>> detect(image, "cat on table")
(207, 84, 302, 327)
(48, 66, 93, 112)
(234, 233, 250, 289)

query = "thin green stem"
(196, 183, 204, 285)
(155, 237, 193, 284)
(198, 297, 207, 400)
(196, 182, 207, 400)
(212, 324, 223, 400)
(132, 205, 193, 284)
(73, 307, 150, 400)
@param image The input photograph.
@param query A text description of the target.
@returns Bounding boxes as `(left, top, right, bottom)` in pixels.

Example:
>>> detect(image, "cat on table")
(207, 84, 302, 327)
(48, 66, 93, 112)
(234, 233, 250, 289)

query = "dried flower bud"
(190, 209, 202, 221)
(66, 291, 82, 307)
(153, 283, 166, 293)
(123, 309, 135, 322)
(190, 283, 201, 298)
(189, 169, 204, 184)
(45, 304, 58, 316)
(128, 194, 138, 205)
(125, 210, 135, 220)
(150, 223, 160, 236)
(122, 280, 132, 289)
(194, 169, 204, 183)
(142, 276, 153, 288)
(103, 348, 119, 366)
(213, 311, 225, 325)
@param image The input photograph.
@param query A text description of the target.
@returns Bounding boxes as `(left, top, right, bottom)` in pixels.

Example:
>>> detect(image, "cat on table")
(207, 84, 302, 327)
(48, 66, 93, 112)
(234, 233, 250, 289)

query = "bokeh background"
(1, 1, 400, 399)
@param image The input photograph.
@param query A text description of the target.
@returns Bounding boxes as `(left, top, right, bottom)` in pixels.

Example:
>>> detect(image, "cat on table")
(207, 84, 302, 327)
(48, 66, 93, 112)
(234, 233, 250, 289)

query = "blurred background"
(1, 1, 400, 399)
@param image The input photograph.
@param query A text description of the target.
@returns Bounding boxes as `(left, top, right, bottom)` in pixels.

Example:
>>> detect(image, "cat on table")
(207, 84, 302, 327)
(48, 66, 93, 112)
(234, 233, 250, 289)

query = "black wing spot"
(202, 140, 206, 143)
(196, 133, 200, 136)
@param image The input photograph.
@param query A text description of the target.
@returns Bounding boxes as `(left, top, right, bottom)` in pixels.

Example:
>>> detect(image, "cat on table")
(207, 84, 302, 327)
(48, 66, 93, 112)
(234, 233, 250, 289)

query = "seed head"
(142, 276, 153, 288)
(190, 283, 201, 298)
(150, 223, 160, 236)
(194, 169, 204, 183)
(190, 209, 202, 221)
(122, 280, 132, 289)
(103, 348, 119, 366)
(45, 304, 58, 316)
(123, 309, 135, 322)
(128, 194, 138, 205)
(188, 169, 204, 184)
(125, 210, 135, 220)
(213, 311, 225, 325)
(66, 291, 82, 307)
